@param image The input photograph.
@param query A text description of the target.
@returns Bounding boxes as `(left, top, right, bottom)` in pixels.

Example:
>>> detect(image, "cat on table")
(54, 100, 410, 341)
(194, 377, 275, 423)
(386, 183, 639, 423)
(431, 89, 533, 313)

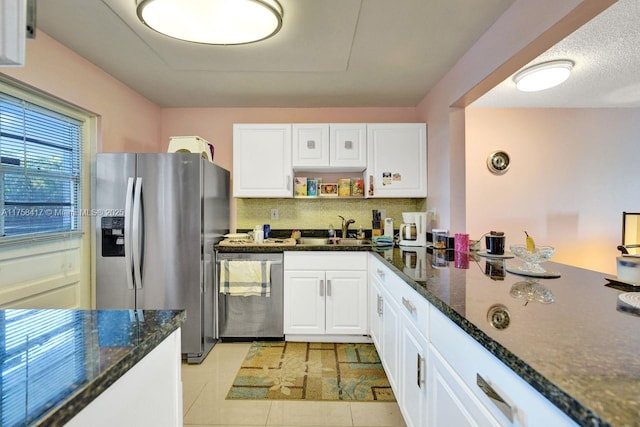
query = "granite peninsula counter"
(216, 241, 640, 426)
(0, 309, 185, 426)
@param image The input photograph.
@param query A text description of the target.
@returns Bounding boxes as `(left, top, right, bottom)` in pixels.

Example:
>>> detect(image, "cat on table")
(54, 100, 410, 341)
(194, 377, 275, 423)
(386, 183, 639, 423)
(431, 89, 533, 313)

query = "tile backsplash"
(237, 198, 427, 231)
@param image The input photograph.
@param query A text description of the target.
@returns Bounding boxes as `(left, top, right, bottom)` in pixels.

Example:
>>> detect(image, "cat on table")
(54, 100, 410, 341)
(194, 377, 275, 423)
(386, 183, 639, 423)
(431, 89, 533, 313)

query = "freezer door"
(135, 153, 204, 355)
(203, 162, 230, 345)
(96, 153, 137, 309)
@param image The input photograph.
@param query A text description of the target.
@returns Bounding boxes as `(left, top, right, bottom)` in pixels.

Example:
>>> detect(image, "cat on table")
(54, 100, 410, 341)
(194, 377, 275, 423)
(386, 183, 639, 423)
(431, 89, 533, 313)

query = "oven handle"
(215, 259, 282, 265)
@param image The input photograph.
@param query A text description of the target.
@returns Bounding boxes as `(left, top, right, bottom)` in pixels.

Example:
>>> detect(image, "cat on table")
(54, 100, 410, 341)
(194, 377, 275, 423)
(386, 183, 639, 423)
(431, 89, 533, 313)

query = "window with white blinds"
(0, 91, 83, 237)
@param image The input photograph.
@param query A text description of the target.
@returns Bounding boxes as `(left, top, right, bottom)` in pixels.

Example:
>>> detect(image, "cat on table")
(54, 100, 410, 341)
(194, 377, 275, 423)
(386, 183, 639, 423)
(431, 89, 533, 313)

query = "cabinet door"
(400, 317, 428, 427)
(233, 124, 292, 197)
(330, 123, 366, 170)
(369, 275, 383, 351)
(427, 344, 500, 427)
(367, 123, 427, 197)
(324, 270, 368, 335)
(292, 124, 330, 169)
(380, 293, 400, 392)
(284, 270, 325, 335)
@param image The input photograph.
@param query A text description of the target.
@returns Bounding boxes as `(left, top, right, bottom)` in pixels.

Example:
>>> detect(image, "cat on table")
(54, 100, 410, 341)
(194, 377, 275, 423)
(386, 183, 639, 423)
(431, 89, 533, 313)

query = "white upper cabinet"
(292, 124, 366, 172)
(292, 124, 330, 169)
(329, 124, 367, 170)
(233, 124, 293, 198)
(366, 123, 427, 198)
(0, 0, 26, 66)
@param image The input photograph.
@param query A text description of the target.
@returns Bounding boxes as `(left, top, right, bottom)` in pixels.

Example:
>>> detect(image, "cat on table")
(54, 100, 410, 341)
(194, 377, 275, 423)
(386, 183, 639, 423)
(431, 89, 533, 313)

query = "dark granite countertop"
(374, 247, 639, 427)
(215, 242, 639, 426)
(0, 309, 185, 426)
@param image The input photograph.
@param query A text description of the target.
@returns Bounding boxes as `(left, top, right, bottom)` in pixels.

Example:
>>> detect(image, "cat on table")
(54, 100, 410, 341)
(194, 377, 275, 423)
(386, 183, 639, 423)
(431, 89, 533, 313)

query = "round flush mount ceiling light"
(513, 60, 574, 92)
(136, 0, 283, 45)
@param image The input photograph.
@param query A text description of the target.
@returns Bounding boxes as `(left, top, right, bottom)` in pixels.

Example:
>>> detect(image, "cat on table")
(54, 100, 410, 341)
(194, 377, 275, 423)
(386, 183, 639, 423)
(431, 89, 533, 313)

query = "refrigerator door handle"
(132, 177, 143, 289)
(124, 177, 135, 290)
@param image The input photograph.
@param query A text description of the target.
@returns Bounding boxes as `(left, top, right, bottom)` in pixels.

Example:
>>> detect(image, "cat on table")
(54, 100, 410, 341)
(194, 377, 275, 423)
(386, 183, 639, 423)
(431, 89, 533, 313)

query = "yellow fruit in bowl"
(524, 231, 536, 253)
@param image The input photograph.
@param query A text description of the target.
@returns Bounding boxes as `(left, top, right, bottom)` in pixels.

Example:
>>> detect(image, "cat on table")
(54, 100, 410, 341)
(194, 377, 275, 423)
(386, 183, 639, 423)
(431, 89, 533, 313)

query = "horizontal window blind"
(0, 91, 83, 237)
(0, 310, 86, 425)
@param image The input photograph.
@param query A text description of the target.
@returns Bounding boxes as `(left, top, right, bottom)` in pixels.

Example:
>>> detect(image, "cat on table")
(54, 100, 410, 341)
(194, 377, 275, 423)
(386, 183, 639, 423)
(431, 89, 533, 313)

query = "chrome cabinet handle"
(476, 374, 514, 422)
(402, 297, 416, 315)
(377, 294, 383, 315)
(344, 140, 353, 149)
(417, 354, 424, 388)
(319, 279, 324, 297)
(327, 279, 332, 296)
(376, 269, 385, 280)
(307, 140, 315, 149)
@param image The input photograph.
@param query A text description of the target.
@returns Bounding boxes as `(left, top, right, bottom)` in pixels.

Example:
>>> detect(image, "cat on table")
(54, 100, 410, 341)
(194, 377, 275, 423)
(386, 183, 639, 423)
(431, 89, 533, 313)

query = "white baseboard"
(285, 334, 372, 343)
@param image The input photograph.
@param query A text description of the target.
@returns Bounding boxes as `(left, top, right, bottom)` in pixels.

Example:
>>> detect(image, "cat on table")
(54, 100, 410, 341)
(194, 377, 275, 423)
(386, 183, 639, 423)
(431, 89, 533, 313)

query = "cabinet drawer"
(370, 256, 429, 338)
(285, 251, 367, 270)
(430, 308, 577, 427)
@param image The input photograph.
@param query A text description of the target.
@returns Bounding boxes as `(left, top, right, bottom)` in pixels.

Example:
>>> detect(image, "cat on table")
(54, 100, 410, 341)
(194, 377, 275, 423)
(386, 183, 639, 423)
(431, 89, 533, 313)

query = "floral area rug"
(226, 341, 395, 401)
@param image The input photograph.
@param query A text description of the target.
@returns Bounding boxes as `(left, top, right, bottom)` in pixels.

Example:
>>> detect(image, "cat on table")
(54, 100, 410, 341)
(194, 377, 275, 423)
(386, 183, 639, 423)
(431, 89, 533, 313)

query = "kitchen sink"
(296, 237, 331, 245)
(296, 237, 371, 246)
(335, 238, 371, 246)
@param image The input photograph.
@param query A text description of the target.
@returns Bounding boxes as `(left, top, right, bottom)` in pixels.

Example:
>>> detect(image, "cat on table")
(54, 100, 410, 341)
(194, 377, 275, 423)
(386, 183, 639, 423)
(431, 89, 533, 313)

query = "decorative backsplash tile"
(237, 198, 426, 231)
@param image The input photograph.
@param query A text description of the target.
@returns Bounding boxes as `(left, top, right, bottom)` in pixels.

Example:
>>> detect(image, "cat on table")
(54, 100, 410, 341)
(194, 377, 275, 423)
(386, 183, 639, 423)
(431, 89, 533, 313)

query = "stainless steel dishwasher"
(215, 252, 284, 340)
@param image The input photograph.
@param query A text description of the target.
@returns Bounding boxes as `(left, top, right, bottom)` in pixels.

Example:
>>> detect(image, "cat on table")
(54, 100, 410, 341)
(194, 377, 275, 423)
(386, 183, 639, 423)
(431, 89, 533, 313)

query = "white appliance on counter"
(95, 153, 230, 363)
(399, 212, 427, 246)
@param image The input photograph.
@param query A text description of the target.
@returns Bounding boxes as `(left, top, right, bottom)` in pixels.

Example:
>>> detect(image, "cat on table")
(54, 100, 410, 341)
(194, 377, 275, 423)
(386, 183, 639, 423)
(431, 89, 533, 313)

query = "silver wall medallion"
(487, 150, 510, 175)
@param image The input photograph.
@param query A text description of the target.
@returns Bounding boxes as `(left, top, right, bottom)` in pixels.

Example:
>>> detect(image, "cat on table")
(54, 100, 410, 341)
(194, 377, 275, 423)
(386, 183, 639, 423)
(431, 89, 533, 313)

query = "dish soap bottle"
(357, 226, 365, 240)
(328, 225, 335, 238)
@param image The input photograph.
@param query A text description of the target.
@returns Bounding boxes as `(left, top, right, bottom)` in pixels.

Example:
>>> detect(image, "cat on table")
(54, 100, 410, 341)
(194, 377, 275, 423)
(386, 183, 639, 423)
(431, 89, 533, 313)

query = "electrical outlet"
(428, 208, 437, 221)
(270, 208, 279, 220)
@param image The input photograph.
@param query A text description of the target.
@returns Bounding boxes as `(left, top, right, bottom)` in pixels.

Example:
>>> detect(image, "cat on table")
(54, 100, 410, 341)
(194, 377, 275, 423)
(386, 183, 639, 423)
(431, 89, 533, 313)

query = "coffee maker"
(399, 212, 427, 247)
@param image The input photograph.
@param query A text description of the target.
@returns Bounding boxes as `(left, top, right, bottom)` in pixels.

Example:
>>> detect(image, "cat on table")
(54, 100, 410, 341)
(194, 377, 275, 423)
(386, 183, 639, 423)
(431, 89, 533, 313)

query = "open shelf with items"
(293, 172, 365, 199)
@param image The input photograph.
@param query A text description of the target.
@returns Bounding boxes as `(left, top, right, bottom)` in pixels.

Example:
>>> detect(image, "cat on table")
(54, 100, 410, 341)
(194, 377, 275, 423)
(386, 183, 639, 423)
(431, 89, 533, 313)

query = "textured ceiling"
(35, 0, 515, 108)
(472, 0, 640, 108)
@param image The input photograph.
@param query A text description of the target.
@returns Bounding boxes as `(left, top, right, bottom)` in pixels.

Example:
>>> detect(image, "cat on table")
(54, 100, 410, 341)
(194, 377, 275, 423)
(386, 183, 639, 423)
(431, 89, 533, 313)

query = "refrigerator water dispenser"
(101, 216, 125, 257)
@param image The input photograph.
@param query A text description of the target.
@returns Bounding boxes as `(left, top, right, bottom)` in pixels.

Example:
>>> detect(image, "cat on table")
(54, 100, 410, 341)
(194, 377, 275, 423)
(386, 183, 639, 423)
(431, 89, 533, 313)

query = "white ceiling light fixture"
(136, 0, 283, 45)
(513, 60, 574, 92)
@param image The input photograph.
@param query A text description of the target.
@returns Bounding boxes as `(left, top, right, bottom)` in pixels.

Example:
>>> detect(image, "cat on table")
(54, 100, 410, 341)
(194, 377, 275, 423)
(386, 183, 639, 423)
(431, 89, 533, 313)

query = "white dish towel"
(219, 260, 271, 297)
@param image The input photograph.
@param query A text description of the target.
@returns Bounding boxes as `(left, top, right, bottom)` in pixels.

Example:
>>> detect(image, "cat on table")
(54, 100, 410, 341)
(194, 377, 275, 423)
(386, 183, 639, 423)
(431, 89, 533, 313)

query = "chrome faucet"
(338, 215, 356, 238)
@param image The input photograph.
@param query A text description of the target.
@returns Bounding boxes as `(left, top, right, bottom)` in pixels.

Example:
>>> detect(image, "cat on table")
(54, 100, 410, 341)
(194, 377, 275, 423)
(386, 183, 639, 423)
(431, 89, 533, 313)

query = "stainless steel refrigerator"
(95, 153, 229, 363)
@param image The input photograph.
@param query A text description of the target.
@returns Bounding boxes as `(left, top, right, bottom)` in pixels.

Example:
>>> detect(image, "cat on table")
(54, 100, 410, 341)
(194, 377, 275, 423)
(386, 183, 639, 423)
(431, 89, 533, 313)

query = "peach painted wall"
(415, 0, 593, 234)
(0, 31, 162, 153)
(466, 108, 640, 274)
(160, 107, 418, 173)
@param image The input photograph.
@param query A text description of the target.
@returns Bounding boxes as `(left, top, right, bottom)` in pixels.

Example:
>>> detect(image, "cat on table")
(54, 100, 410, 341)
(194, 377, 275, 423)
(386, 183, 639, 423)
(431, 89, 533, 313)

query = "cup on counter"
(253, 225, 264, 243)
(485, 231, 505, 255)
(454, 233, 469, 253)
(433, 229, 449, 249)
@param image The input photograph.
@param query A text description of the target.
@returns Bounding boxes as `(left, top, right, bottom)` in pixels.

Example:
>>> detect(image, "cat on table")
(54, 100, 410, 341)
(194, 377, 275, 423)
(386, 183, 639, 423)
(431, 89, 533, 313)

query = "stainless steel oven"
(215, 252, 284, 339)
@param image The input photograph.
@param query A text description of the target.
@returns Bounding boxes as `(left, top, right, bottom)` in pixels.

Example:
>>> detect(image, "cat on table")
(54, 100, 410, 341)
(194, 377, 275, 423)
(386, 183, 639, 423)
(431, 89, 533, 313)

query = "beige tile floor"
(182, 342, 407, 427)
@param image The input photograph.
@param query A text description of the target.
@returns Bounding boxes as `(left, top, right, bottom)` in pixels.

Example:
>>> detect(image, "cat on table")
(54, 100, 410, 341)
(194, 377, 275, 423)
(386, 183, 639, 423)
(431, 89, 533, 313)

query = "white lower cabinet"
(399, 315, 429, 427)
(284, 252, 368, 339)
(430, 308, 578, 427)
(427, 344, 500, 427)
(368, 274, 383, 350)
(369, 253, 576, 427)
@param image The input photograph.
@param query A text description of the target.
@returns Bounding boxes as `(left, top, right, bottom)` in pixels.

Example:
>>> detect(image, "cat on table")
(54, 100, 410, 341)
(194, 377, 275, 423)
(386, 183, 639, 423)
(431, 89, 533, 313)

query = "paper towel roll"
(168, 136, 214, 162)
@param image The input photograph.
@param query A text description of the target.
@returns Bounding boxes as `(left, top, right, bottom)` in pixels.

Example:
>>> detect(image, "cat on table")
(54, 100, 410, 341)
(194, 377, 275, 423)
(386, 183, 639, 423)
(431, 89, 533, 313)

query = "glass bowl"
(509, 244, 555, 273)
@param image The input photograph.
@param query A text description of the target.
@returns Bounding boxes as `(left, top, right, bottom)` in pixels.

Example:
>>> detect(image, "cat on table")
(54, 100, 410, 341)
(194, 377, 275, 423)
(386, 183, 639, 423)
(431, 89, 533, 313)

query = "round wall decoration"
(487, 150, 511, 175)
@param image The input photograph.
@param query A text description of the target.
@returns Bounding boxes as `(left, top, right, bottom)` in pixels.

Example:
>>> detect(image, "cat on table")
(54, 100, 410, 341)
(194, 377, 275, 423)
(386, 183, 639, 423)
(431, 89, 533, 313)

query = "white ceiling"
(35, 0, 515, 108)
(472, 0, 640, 108)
